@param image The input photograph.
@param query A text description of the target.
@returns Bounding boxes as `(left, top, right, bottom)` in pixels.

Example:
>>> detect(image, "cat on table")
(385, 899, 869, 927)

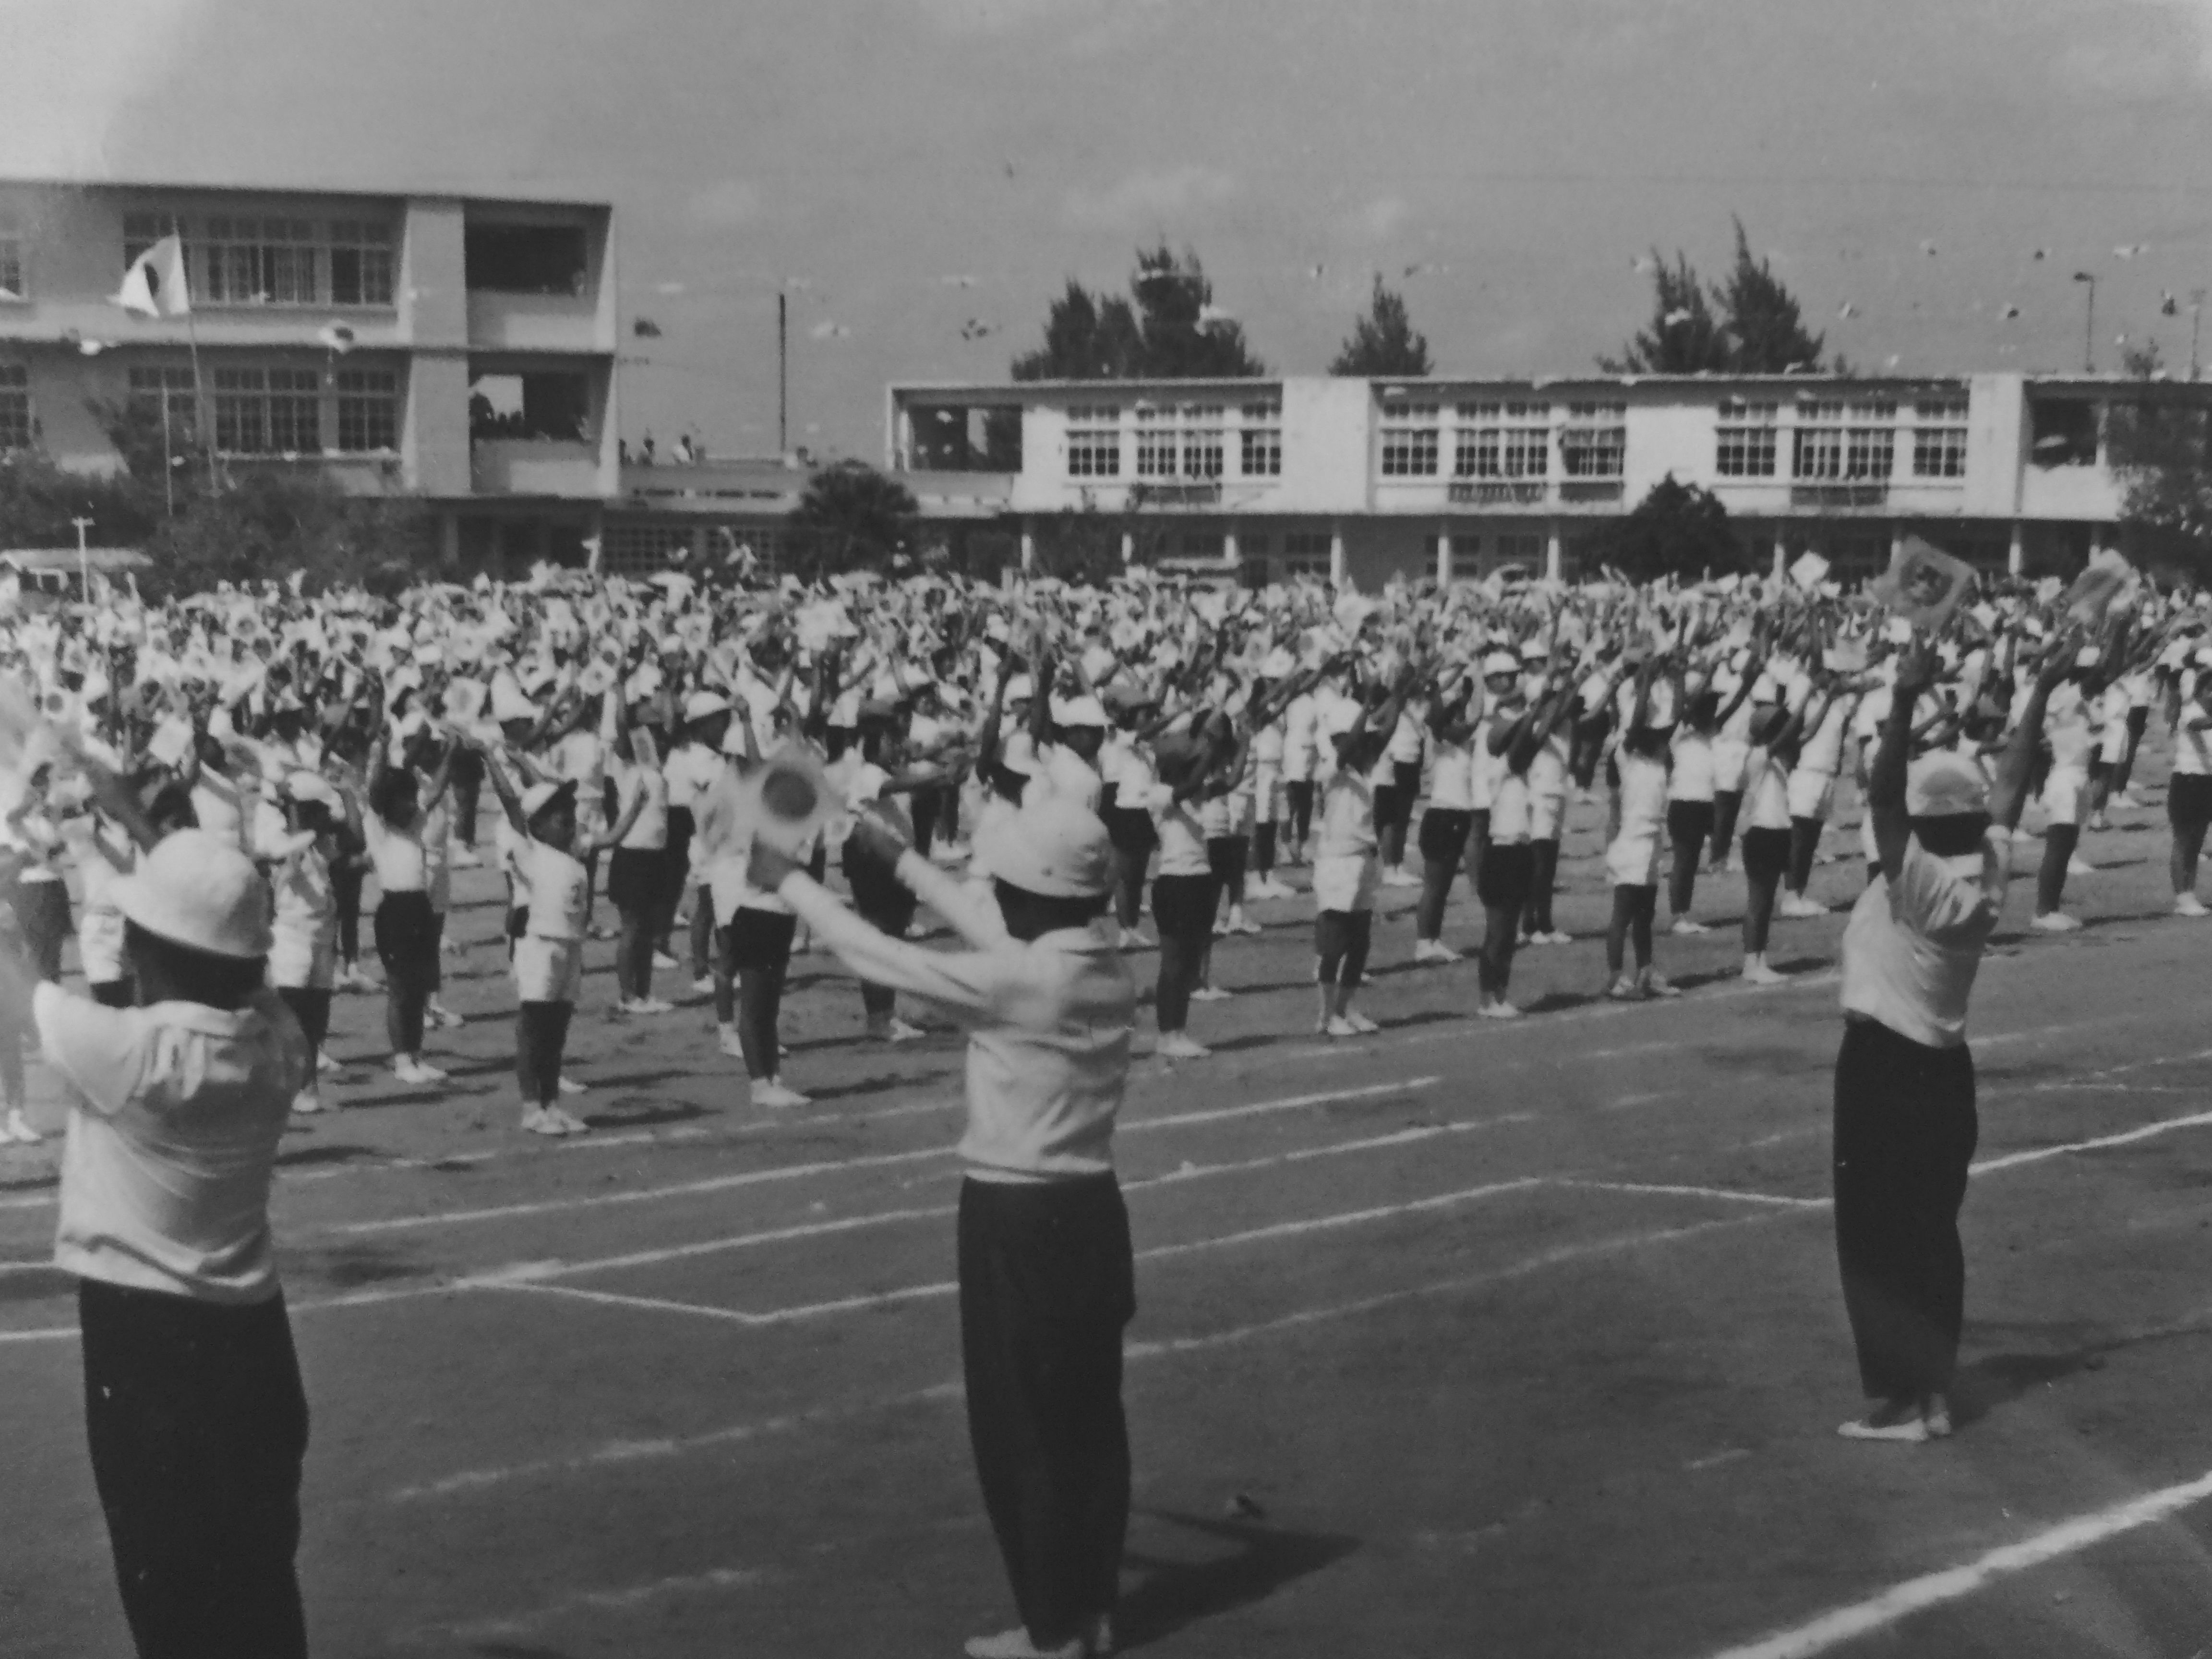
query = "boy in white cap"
(1, 828, 312, 1656)
(748, 794, 1135, 1659)
(1832, 632, 2068, 1443)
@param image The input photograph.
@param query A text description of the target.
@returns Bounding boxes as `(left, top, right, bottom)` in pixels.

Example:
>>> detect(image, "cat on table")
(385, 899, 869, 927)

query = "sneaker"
(1669, 916, 1709, 937)
(2030, 911, 2083, 933)
(1606, 976, 1646, 1002)
(1779, 893, 1827, 919)
(411, 1059, 450, 1082)
(547, 1106, 589, 1134)
(1190, 985, 1232, 1002)
(290, 1087, 325, 1115)
(1642, 970, 1683, 999)
(1118, 928, 1155, 950)
(1476, 999, 1524, 1020)
(391, 1058, 430, 1085)
(1539, 928, 1574, 946)
(692, 974, 717, 996)
(557, 1075, 587, 1096)
(3, 1107, 41, 1144)
(1742, 958, 1786, 986)
(2112, 790, 2142, 810)
(521, 1105, 566, 1137)
(1155, 1033, 1212, 1059)
(2175, 893, 2210, 918)
(316, 1050, 341, 1076)
(652, 950, 679, 971)
(1838, 1397, 1931, 1443)
(2086, 814, 2110, 834)
(628, 997, 675, 1015)
(884, 1018, 926, 1043)
(1412, 939, 1462, 964)
(1226, 912, 1263, 936)
(2067, 854, 2096, 876)
(751, 1078, 810, 1109)
(589, 923, 618, 942)
(1323, 1016, 1360, 1038)
(965, 1630, 1084, 1659)
(1342, 1009, 1379, 1034)
(1382, 867, 1420, 888)
(718, 1028, 746, 1060)
(427, 1003, 466, 1030)
(1921, 1395, 1954, 1439)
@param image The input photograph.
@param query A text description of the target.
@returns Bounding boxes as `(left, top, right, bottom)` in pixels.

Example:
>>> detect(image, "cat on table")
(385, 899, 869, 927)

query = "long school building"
(886, 372, 2193, 586)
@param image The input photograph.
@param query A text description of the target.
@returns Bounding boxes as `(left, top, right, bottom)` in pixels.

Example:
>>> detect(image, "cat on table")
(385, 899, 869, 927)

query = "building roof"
(0, 174, 610, 210)
(0, 547, 151, 572)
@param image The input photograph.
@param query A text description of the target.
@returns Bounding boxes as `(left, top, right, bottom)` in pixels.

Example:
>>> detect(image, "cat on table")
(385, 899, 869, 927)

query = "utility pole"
(778, 292, 788, 457)
(2074, 272, 2098, 373)
(2192, 289, 2206, 382)
(70, 515, 92, 604)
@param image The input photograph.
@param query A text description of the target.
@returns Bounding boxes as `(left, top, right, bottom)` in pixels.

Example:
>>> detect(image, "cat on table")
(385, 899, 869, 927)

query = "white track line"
(483, 1176, 1548, 1329)
(391, 1210, 1777, 1505)
(395, 1562, 767, 1646)
(1971, 1109, 2212, 1176)
(1557, 1179, 1826, 1210)
(1704, 1464, 2212, 1659)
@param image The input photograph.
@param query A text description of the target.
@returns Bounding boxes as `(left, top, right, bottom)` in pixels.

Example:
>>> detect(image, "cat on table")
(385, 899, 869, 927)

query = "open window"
(907, 404, 1022, 471)
(469, 369, 591, 442)
(464, 224, 589, 296)
(2030, 398, 2099, 468)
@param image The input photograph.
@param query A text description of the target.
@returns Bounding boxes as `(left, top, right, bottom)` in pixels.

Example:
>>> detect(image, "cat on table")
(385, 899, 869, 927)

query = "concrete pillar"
(1772, 526, 1788, 581)
(1223, 528, 1239, 570)
(1545, 519, 1563, 583)
(1120, 530, 1135, 566)
(1890, 524, 1906, 568)
(1329, 524, 1346, 586)
(2008, 521, 2025, 577)
(439, 511, 461, 569)
(1436, 530, 1453, 586)
(1019, 520, 1035, 573)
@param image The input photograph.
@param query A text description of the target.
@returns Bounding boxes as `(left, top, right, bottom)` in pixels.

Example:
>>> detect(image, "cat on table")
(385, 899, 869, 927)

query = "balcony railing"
(1791, 481, 1889, 509)
(1558, 479, 1624, 503)
(1449, 480, 1548, 506)
(1128, 480, 1223, 506)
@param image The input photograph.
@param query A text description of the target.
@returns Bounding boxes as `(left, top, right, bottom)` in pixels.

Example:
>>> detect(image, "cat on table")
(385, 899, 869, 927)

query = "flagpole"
(182, 303, 218, 496)
(159, 393, 175, 519)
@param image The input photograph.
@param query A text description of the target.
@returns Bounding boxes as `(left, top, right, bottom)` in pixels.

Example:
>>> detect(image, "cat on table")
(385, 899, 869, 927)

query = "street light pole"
(2074, 272, 2098, 373)
(2192, 289, 2206, 382)
(70, 514, 92, 605)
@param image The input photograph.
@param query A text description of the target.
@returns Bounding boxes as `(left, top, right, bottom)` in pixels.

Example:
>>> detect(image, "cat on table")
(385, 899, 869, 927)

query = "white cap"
(112, 829, 273, 959)
(1260, 648, 1297, 678)
(1003, 674, 1035, 703)
(1050, 694, 1107, 728)
(490, 675, 538, 724)
(2074, 646, 2102, 669)
(1481, 651, 1521, 677)
(974, 795, 1114, 899)
(522, 779, 578, 821)
(1906, 752, 1989, 818)
(684, 690, 732, 722)
(285, 773, 341, 812)
(1519, 641, 1551, 663)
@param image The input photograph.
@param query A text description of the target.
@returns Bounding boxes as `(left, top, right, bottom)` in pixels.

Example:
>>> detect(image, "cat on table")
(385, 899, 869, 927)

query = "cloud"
(1062, 165, 1235, 231)
(1343, 195, 1411, 242)
(687, 180, 763, 228)
(915, 0, 1172, 33)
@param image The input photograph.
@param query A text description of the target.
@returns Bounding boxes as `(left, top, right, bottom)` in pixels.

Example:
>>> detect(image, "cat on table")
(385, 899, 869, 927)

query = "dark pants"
(1284, 780, 1316, 846)
(374, 891, 435, 1056)
(1520, 837, 1560, 937)
(1788, 813, 1824, 893)
(79, 1280, 309, 1659)
(1316, 908, 1373, 989)
(1667, 798, 1715, 916)
(450, 745, 484, 845)
(1833, 1018, 1977, 1402)
(516, 999, 574, 1107)
(331, 865, 363, 967)
(1150, 873, 1218, 1032)
(1251, 818, 1277, 877)
(276, 986, 331, 1074)
(959, 1176, 1135, 1650)
(1709, 789, 1744, 867)
(2115, 705, 2151, 795)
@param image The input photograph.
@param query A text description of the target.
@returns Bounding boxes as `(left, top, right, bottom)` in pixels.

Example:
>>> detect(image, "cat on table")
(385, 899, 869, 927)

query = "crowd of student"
(0, 556, 2201, 1145)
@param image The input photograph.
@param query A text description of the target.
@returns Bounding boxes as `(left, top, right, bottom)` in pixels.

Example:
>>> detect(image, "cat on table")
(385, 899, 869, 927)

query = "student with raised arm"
(1477, 671, 1572, 1019)
(365, 714, 457, 1085)
(1831, 629, 2069, 1443)
(746, 794, 1135, 1659)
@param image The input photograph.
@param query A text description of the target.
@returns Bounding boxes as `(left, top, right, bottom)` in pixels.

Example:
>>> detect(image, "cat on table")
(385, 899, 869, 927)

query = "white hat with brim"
(684, 690, 732, 722)
(1906, 753, 1989, 818)
(973, 796, 1114, 899)
(111, 829, 273, 959)
(286, 773, 341, 812)
(522, 780, 579, 822)
(1050, 695, 1107, 728)
(1481, 651, 1521, 678)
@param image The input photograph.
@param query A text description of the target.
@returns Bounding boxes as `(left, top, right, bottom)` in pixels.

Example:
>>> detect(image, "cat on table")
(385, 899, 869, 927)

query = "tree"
(1330, 276, 1432, 376)
(0, 449, 157, 554)
(1714, 218, 1826, 373)
(1030, 506, 1130, 587)
(1604, 252, 1731, 374)
(1012, 245, 1265, 381)
(1591, 474, 1744, 581)
(137, 469, 438, 599)
(2106, 339, 2212, 580)
(788, 460, 920, 577)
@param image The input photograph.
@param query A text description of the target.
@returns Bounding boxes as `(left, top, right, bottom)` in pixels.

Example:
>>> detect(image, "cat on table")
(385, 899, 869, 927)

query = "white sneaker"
(1343, 1009, 1379, 1034)
(652, 950, 679, 971)
(557, 1075, 587, 1096)
(1382, 868, 1420, 888)
(692, 974, 717, 997)
(1477, 999, 1524, 1020)
(2112, 791, 2141, 810)
(1226, 911, 1263, 936)
(391, 1058, 430, 1085)
(2175, 893, 2209, 918)
(1669, 916, 1709, 936)
(628, 997, 675, 1016)
(1189, 985, 1232, 1002)
(412, 1058, 450, 1082)
(1529, 928, 1573, 947)
(521, 1105, 566, 1136)
(1155, 1032, 1212, 1059)
(2067, 855, 2096, 876)
(751, 1079, 810, 1109)
(964, 1628, 1084, 1659)
(3, 1107, 42, 1143)
(1742, 958, 1786, 986)
(2086, 815, 2110, 833)
(427, 1003, 466, 1030)
(1642, 971, 1683, 999)
(718, 1027, 746, 1060)
(884, 1018, 926, 1043)
(2031, 911, 2083, 933)
(290, 1087, 325, 1115)
(1323, 1016, 1360, 1038)
(316, 1050, 341, 1076)
(1779, 894, 1827, 919)
(1118, 928, 1155, 950)
(1412, 939, 1461, 963)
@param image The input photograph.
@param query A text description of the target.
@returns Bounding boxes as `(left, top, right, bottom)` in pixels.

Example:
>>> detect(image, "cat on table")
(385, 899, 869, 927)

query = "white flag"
(112, 234, 191, 318)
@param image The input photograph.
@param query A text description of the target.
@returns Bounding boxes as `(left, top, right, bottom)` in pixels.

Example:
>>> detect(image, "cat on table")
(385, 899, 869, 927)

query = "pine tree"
(1602, 251, 1732, 374)
(1330, 276, 1432, 376)
(1011, 248, 1264, 381)
(1714, 218, 1825, 373)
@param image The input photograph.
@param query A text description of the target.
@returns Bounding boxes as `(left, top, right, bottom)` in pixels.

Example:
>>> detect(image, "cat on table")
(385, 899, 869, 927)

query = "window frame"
(1910, 397, 1970, 480)
(1453, 401, 1551, 479)
(0, 362, 31, 450)
(1714, 398, 1778, 478)
(1064, 405, 1121, 479)
(1378, 401, 1442, 479)
(1558, 400, 1627, 481)
(335, 367, 401, 453)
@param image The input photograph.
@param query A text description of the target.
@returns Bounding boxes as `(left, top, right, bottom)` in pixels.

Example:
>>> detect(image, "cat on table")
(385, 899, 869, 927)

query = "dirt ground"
(8, 752, 2212, 1659)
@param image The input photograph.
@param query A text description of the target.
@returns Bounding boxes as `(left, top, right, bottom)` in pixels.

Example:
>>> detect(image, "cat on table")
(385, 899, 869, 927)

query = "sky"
(8, 0, 2212, 459)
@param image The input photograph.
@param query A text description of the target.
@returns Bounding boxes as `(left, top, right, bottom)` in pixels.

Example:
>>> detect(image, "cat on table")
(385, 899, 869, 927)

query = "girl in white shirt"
(1739, 685, 1812, 985)
(263, 776, 344, 1115)
(1312, 672, 1413, 1037)
(1143, 718, 1237, 1059)
(605, 720, 673, 1015)
(2168, 661, 2212, 915)
(1603, 668, 1680, 1001)
(1476, 677, 1572, 1019)
(1668, 661, 1760, 934)
(366, 727, 456, 1086)
(1414, 668, 1480, 964)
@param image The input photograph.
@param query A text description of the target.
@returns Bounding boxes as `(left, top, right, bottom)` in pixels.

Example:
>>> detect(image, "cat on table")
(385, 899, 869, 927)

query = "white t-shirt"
(613, 757, 671, 851)
(1840, 838, 2006, 1049)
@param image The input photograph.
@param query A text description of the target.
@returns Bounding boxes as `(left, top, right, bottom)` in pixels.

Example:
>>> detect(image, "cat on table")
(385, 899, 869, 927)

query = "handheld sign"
(1869, 534, 1976, 633)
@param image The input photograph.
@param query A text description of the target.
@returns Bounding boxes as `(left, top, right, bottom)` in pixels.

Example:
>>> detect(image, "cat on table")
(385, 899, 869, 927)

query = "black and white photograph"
(9, 2, 2212, 1654)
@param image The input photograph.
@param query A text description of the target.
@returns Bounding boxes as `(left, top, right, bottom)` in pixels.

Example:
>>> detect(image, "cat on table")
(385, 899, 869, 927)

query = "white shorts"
(1605, 833, 1662, 889)
(1710, 740, 1751, 794)
(1529, 792, 1565, 843)
(513, 933, 583, 1003)
(1310, 852, 1379, 914)
(2041, 765, 2090, 828)
(1786, 768, 1836, 822)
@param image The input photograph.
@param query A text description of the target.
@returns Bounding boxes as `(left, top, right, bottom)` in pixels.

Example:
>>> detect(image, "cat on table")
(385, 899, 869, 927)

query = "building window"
(1911, 397, 1969, 478)
(1454, 402, 1550, 478)
(0, 232, 23, 301)
(469, 369, 590, 442)
(1180, 405, 1225, 479)
(0, 364, 29, 450)
(199, 216, 320, 306)
(1238, 402, 1281, 477)
(329, 219, 396, 306)
(1065, 405, 1120, 477)
(214, 366, 322, 454)
(122, 212, 182, 266)
(1282, 529, 1332, 577)
(2029, 400, 2099, 468)
(336, 369, 399, 452)
(1793, 398, 1894, 481)
(1560, 400, 1626, 479)
(464, 223, 589, 296)
(1379, 402, 1440, 477)
(1714, 398, 1778, 477)
(1134, 408, 1177, 477)
(128, 365, 198, 441)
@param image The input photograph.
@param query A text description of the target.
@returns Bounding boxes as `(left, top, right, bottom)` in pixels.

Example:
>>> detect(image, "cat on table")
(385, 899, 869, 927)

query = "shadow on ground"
(1114, 1507, 1360, 1651)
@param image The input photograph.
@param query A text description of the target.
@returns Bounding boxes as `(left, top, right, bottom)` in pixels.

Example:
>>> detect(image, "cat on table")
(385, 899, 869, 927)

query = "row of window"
(125, 363, 400, 455)
(120, 213, 397, 308)
(1067, 402, 1283, 480)
(0, 364, 28, 450)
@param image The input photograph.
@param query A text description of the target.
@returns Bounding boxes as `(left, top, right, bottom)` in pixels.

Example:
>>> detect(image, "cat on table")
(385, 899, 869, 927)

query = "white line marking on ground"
(1971, 1109, 2212, 1176)
(1601, 1091, 1679, 1112)
(1703, 1464, 2212, 1659)
(394, 1562, 768, 1646)
(391, 1211, 1779, 1504)
(1557, 1179, 1826, 1210)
